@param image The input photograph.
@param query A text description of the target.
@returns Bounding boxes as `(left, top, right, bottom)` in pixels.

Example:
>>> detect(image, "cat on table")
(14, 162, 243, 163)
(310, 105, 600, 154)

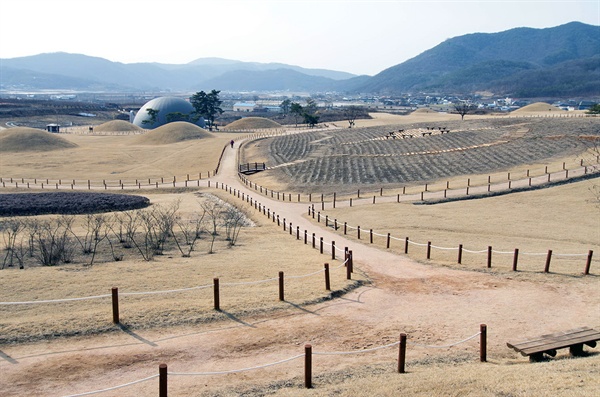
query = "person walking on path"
(230, 139, 235, 148)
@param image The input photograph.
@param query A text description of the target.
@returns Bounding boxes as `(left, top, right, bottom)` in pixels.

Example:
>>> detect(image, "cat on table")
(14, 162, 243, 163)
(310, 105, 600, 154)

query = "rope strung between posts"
(313, 340, 400, 355)
(370, 229, 590, 257)
(0, 258, 347, 305)
(169, 354, 305, 376)
(0, 294, 112, 305)
(120, 284, 213, 296)
(407, 332, 481, 349)
(61, 374, 158, 397)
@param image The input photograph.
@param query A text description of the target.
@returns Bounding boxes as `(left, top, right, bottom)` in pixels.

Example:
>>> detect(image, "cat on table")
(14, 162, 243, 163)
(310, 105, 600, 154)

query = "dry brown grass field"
(1, 114, 599, 396)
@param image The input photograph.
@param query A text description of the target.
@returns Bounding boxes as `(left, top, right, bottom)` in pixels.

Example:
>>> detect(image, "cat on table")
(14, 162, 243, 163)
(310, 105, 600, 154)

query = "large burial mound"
(411, 108, 439, 114)
(225, 117, 282, 130)
(511, 102, 566, 114)
(134, 121, 213, 145)
(94, 120, 144, 133)
(0, 127, 78, 152)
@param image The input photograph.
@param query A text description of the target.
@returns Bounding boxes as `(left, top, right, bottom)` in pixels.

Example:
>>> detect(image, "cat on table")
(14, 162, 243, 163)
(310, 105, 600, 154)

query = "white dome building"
(133, 97, 206, 129)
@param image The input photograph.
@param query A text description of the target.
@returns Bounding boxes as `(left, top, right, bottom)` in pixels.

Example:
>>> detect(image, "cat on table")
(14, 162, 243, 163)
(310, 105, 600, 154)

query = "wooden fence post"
(324, 263, 331, 290)
(279, 271, 285, 301)
(312, 233, 315, 249)
(427, 241, 432, 259)
(111, 287, 119, 324)
(213, 278, 220, 311)
(305, 344, 312, 388)
(404, 237, 409, 254)
(346, 252, 352, 280)
(545, 250, 552, 273)
(584, 250, 593, 275)
(512, 248, 519, 271)
(357, 226, 361, 239)
(370, 229, 373, 244)
(332, 241, 336, 260)
(320, 237, 323, 254)
(458, 244, 463, 264)
(159, 363, 168, 397)
(487, 246, 492, 268)
(480, 324, 487, 362)
(387, 233, 391, 249)
(398, 333, 407, 373)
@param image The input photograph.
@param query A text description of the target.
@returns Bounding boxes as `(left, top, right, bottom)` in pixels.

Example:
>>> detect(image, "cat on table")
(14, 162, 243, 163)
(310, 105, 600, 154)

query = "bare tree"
(103, 216, 123, 262)
(223, 205, 249, 247)
(172, 209, 206, 257)
(71, 214, 107, 257)
(33, 218, 76, 266)
(342, 106, 361, 128)
(454, 101, 476, 120)
(1, 218, 24, 269)
(201, 200, 224, 254)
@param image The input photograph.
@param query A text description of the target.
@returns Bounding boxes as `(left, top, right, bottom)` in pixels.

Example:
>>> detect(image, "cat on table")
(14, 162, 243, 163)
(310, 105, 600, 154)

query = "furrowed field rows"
(261, 119, 594, 189)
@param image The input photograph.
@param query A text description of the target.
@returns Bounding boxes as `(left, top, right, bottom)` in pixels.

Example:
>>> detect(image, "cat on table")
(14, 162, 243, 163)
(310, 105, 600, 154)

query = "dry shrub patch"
(0, 192, 150, 216)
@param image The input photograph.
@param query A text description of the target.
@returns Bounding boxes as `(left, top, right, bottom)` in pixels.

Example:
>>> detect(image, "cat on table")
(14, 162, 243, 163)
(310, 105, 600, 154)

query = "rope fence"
(60, 324, 487, 396)
(310, 206, 595, 275)
(235, 157, 600, 207)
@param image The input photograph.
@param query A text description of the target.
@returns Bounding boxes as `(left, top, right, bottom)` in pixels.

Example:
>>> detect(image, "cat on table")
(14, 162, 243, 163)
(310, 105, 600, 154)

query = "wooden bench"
(507, 326, 600, 362)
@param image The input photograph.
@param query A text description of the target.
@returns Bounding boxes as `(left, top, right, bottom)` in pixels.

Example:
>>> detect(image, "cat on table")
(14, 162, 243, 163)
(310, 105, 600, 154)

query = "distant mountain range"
(1, 22, 598, 97)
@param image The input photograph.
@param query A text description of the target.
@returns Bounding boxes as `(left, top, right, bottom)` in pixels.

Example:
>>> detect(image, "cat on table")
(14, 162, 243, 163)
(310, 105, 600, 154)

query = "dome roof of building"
(132, 97, 205, 129)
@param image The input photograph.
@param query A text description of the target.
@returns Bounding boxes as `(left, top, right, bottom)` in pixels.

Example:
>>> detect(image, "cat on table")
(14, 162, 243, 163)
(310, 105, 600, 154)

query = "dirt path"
(1, 138, 598, 397)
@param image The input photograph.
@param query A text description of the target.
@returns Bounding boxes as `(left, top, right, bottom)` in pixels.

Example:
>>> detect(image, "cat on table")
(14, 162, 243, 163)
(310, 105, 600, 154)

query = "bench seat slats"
(507, 327, 600, 356)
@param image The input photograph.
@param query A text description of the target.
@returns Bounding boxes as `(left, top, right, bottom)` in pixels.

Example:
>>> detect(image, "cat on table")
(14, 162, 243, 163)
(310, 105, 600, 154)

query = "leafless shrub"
(1, 218, 24, 269)
(33, 217, 76, 266)
(71, 214, 107, 256)
(223, 205, 250, 247)
(172, 209, 206, 257)
(201, 199, 224, 254)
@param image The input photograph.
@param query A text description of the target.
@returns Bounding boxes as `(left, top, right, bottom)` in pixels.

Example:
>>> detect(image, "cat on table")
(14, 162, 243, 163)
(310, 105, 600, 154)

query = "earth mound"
(0, 127, 78, 152)
(134, 122, 213, 145)
(511, 102, 565, 114)
(412, 108, 439, 114)
(94, 120, 144, 133)
(225, 117, 282, 130)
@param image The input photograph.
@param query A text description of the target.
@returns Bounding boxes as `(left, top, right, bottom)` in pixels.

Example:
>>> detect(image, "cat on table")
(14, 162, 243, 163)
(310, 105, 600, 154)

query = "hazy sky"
(1, 0, 598, 76)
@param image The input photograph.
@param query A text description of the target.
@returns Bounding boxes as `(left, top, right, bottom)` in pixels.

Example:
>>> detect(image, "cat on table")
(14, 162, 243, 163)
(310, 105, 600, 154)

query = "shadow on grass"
(284, 301, 319, 315)
(219, 310, 257, 328)
(0, 349, 18, 364)
(118, 323, 158, 347)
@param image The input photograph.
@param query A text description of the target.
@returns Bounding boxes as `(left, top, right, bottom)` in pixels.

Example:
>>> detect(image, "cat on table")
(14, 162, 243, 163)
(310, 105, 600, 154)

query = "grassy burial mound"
(511, 102, 566, 114)
(225, 117, 282, 130)
(0, 127, 78, 152)
(242, 118, 598, 192)
(411, 108, 440, 114)
(93, 120, 144, 133)
(134, 121, 214, 145)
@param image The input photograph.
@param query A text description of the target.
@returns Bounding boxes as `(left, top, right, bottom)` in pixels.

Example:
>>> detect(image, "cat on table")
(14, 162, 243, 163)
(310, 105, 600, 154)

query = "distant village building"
(263, 106, 282, 113)
(233, 102, 256, 112)
(46, 124, 60, 133)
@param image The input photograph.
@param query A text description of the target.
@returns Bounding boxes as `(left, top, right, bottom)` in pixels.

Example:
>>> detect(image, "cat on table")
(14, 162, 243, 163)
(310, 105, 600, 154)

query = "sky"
(0, 0, 598, 76)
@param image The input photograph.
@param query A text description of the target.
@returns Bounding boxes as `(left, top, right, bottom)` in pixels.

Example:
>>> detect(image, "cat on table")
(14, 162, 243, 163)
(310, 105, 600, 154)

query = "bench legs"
(570, 344, 587, 357)
(529, 349, 557, 362)
(530, 343, 595, 361)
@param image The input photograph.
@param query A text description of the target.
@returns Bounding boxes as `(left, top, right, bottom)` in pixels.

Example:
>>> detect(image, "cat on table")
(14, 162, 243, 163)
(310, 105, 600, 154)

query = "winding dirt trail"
(1, 138, 598, 397)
